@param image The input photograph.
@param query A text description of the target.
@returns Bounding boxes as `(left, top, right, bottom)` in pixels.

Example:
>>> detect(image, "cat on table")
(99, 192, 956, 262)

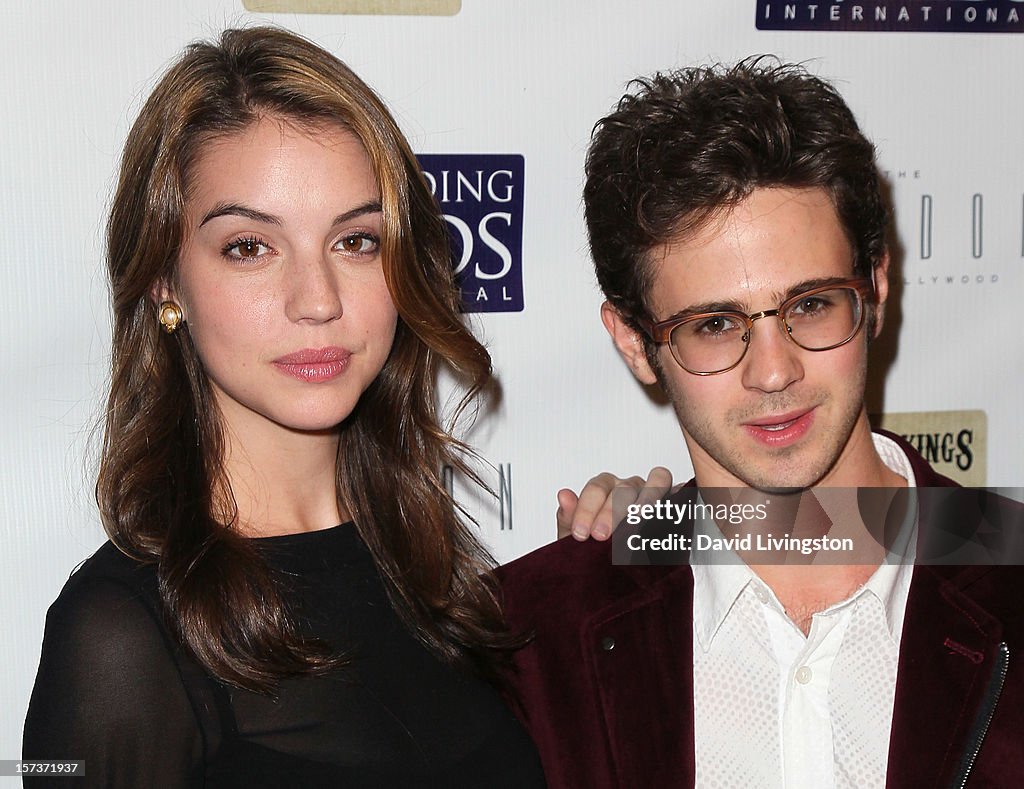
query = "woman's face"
(164, 117, 398, 439)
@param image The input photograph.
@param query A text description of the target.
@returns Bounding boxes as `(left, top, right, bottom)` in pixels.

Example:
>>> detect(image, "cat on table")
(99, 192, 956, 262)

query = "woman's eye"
(337, 233, 380, 255)
(223, 237, 271, 259)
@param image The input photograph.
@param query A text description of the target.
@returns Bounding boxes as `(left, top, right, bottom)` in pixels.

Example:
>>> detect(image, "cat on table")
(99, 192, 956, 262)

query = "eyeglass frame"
(638, 277, 876, 376)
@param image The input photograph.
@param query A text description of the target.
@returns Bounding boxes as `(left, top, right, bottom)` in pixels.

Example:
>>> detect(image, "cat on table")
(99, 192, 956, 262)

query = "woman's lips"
(742, 408, 815, 447)
(272, 347, 351, 382)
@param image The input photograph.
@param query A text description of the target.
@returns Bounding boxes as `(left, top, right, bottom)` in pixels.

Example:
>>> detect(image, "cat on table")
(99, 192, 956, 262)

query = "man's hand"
(557, 467, 673, 541)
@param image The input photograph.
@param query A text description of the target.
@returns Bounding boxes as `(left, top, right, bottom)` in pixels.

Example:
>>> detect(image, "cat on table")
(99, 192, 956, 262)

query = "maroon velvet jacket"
(498, 435, 1024, 788)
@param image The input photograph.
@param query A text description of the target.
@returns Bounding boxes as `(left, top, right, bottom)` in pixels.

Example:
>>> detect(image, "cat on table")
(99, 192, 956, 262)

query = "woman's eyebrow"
(332, 200, 383, 227)
(197, 199, 383, 229)
(199, 203, 279, 228)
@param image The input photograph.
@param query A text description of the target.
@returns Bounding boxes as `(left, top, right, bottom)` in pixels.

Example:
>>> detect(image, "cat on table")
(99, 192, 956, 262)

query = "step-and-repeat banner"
(2, 0, 1021, 758)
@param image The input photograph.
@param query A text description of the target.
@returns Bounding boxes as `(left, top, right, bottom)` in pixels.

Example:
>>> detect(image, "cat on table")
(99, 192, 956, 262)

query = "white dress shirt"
(691, 434, 917, 789)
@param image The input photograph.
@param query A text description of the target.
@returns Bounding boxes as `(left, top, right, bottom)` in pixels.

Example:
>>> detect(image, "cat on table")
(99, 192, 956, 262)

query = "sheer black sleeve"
(23, 575, 204, 788)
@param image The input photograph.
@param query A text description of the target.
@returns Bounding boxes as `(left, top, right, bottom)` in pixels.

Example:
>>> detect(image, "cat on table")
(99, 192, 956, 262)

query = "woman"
(23, 26, 546, 787)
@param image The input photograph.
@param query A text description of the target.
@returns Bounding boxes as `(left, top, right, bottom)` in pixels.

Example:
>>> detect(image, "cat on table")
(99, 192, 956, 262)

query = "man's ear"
(600, 301, 659, 386)
(870, 250, 891, 339)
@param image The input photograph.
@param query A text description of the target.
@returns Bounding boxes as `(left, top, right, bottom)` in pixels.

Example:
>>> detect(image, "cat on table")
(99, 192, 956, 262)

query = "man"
(498, 60, 1023, 788)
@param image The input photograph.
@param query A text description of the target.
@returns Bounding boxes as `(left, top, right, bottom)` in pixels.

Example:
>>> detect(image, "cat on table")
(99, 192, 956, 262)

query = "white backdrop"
(2, 0, 1022, 763)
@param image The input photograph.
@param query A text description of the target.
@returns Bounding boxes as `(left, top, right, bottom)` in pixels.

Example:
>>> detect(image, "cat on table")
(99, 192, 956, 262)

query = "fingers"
(556, 488, 580, 540)
(640, 466, 673, 502)
(571, 472, 630, 541)
(556, 468, 675, 542)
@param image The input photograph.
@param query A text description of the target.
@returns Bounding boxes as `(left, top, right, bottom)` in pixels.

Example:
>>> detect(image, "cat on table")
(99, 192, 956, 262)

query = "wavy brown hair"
(97, 26, 513, 692)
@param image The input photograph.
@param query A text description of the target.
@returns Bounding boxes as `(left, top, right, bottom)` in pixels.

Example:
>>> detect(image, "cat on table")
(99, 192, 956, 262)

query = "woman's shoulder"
(68, 538, 156, 585)
(38, 542, 171, 674)
(47, 541, 162, 631)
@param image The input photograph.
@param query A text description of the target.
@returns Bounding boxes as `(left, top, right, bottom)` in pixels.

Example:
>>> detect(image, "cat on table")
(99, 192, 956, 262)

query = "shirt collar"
(858, 550, 914, 644)
(872, 431, 918, 488)
(692, 559, 755, 653)
(866, 431, 918, 641)
(691, 510, 757, 652)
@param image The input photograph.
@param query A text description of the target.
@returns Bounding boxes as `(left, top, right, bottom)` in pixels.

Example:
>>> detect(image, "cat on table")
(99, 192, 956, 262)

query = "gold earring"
(158, 301, 183, 334)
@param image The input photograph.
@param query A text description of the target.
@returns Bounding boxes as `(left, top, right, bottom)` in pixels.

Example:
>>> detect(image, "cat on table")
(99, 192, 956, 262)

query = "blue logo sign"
(756, 1, 1023, 32)
(418, 154, 525, 313)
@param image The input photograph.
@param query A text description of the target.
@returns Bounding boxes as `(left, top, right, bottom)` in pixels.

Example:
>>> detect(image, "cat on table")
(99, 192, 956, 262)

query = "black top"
(24, 524, 545, 788)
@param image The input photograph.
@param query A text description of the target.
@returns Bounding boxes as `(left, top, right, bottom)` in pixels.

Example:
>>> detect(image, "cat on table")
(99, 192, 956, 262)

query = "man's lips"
(743, 409, 812, 429)
(272, 347, 351, 382)
(742, 408, 816, 446)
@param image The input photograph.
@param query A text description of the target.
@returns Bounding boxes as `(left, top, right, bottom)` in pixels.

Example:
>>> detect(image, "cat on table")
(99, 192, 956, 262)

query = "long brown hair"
(97, 26, 513, 692)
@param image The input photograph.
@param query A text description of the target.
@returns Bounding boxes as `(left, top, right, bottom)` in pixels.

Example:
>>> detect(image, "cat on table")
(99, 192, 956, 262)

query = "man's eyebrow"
(198, 200, 383, 229)
(780, 276, 860, 301)
(663, 298, 748, 322)
(662, 276, 862, 321)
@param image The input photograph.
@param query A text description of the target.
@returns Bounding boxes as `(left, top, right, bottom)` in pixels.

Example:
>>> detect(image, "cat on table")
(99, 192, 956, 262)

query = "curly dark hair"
(584, 57, 888, 334)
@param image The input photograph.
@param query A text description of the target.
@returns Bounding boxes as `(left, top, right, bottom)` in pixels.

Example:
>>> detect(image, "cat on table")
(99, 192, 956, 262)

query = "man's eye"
(693, 315, 740, 336)
(337, 233, 380, 255)
(791, 296, 832, 316)
(223, 237, 270, 259)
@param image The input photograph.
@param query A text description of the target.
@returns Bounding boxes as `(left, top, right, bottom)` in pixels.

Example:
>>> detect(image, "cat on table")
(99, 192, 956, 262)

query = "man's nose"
(739, 313, 804, 393)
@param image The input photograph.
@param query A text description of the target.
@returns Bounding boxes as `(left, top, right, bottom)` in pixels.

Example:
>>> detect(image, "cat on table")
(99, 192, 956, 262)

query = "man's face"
(603, 187, 888, 491)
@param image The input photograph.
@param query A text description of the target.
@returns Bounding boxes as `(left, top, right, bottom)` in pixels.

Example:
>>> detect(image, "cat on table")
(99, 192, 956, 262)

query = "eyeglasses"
(639, 278, 874, 375)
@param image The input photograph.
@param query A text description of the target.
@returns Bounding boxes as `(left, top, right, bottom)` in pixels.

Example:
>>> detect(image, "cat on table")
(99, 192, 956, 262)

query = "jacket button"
(600, 636, 615, 651)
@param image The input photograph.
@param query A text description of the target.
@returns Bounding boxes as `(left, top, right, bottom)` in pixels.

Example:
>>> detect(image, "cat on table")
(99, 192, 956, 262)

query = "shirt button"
(795, 666, 813, 684)
(600, 636, 616, 651)
(754, 587, 770, 604)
